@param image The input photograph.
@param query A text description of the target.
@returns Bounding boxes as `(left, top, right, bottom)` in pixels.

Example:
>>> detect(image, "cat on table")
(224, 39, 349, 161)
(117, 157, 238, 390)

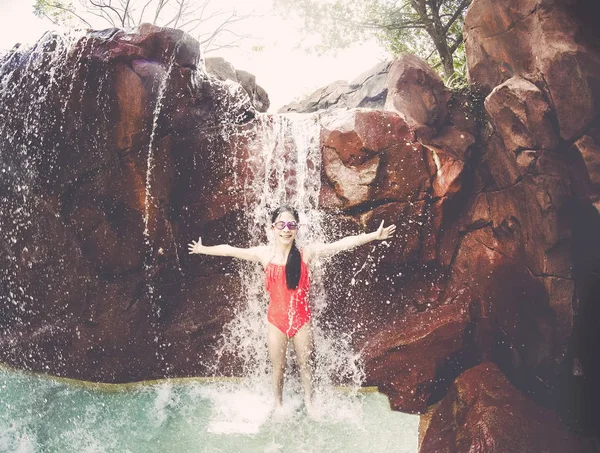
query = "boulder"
(420, 363, 596, 453)
(384, 53, 451, 138)
(484, 76, 559, 153)
(569, 129, 600, 212)
(204, 56, 270, 112)
(279, 61, 391, 113)
(464, 0, 600, 140)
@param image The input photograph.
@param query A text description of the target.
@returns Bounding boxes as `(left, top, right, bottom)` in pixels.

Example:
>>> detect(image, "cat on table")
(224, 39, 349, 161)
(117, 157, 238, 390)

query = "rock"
(204, 57, 270, 112)
(422, 126, 476, 198)
(420, 362, 596, 453)
(361, 301, 474, 413)
(320, 108, 411, 166)
(322, 146, 380, 207)
(204, 56, 238, 81)
(570, 130, 600, 212)
(384, 53, 451, 138)
(484, 76, 559, 153)
(447, 90, 483, 138)
(278, 61, 391, 113)
(320, 108, 430, 208)
(235, 69, 270, 113)
(0, 24, 256, 382)
(464, 0, 600, 140)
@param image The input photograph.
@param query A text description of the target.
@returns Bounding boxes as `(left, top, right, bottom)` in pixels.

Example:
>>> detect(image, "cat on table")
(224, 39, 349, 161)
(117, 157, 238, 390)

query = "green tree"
(33, 0, 253, 54)
(276, 0, 471, 80)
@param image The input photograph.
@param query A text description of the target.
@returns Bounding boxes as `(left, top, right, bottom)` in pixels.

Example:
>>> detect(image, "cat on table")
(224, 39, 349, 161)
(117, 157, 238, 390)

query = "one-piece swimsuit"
(265, 256, 311, 338)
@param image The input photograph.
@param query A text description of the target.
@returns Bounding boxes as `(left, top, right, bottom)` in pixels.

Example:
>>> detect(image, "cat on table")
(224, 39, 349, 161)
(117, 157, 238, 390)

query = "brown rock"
(320, 108, 430, 207)
(478, 135, 521, 191)
(447, 90, 482, 138)
(420, 362, 595, 453)
(320, 108, 411, 166)
(384, 53, 451, 136)
(322, 146, 380, 207)
(360, 201, 425, 264)
(570, 131, 600, 211)
(464, 0, 600, 140)
(423, 126, 476, 198)
(373, 141, 431, 202)
(361, 301, 473, 413)
(484, 76, 559, 153)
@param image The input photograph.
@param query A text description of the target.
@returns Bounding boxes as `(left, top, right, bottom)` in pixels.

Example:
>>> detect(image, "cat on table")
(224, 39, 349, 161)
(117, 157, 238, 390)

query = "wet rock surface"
(420, 363, 596, 453)
(0, 24, 256, 381)
(1, 1, 600, 449)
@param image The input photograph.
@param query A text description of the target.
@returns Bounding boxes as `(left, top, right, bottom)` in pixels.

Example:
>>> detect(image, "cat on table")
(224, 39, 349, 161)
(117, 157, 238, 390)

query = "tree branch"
(138, 0, 154, 24)
(448, 35, 463, 54)
(89, 0, 124, 26)
(443, 0, 469, 33)
(45, 2, 93, 27)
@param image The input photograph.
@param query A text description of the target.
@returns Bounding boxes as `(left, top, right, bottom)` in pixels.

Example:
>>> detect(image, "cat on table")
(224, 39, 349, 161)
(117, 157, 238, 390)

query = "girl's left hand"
(375, 220, 396, 240)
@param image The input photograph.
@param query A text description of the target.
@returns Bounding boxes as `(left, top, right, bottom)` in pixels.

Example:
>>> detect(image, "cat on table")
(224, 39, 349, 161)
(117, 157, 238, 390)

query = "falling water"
(0, 32, 419, 452)
(142, 45, 180, 316)
(202, 112, 374, 433)
(0, 30, 89, 343)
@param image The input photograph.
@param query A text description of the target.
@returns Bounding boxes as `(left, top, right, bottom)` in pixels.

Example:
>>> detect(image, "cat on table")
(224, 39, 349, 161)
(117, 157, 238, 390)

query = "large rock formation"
(0, 24, 257, 381)
(420, 363, 595, 453)
(1, 0, 599, 449)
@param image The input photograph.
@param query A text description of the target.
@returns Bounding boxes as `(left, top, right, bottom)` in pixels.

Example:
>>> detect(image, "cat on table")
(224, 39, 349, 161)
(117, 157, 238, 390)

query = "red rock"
(478, 135, 521, 191)
(484, 76, 559, 153)
(361, 301, 473, 413)
(384, 54, 451, 137)
(320, 108, 411, 166)
(420, 362, 595, 453)
(570, 131, 600, 212)
(422, 126, 476, 198)
(320, 109, 430, 207)
(360, 201, 425, 264)
(373, 141, 431, 202)
(322, 146, 380, 207)
(464, 0, 600, 140)
(447, 91, 482, 138)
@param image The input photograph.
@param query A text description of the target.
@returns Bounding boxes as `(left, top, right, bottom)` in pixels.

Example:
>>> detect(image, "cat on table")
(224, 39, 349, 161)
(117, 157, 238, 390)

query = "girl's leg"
(291, 321, 314, 409)
(267, 322, 288, 408)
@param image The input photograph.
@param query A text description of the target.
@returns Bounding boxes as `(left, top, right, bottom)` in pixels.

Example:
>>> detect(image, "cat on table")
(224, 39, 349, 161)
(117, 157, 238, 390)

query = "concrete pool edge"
(0, 362, 380, 394)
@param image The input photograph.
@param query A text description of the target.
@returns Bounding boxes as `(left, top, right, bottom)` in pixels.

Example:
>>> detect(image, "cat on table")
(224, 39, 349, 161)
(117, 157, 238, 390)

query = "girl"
(188, 206, 395, 415)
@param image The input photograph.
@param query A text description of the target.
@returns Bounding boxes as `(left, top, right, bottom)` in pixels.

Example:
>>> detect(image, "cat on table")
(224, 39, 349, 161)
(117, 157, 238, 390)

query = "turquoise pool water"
(0, 366, 418, 453)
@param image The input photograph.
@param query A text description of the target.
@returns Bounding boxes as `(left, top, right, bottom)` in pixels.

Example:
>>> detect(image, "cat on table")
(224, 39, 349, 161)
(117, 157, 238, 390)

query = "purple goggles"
(272, 221, 300, 230)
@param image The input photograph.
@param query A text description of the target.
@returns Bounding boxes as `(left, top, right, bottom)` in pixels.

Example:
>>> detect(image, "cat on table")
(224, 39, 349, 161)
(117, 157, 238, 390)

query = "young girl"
(188, 206, 395, 415)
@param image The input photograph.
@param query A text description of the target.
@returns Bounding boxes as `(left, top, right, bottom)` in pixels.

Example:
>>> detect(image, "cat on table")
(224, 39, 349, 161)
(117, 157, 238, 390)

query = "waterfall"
(0, 31, 87, 339)
(209, 112, 365, 422)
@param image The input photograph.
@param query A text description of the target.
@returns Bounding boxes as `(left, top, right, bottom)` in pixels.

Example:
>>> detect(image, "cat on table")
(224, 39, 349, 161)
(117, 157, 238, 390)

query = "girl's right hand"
(188, 237, 204, 254)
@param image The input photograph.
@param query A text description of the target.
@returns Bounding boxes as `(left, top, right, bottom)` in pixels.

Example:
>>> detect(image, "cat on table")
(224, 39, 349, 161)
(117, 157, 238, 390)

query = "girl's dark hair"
(271, 205, 301, 290)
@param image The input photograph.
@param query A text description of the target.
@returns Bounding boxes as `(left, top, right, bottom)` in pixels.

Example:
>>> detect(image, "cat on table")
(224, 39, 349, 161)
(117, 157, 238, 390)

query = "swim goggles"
(272, 221, 300, 230)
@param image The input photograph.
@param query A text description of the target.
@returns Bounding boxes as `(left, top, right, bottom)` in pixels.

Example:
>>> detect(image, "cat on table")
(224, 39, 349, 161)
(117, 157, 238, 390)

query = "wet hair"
(271, 205, 301, 290)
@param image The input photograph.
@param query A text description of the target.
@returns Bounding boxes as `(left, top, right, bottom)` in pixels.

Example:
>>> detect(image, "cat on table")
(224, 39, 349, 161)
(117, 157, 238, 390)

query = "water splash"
(0, 31, 87, 340)
(209, 112, 366, 422)
(141, 43, 180, 316)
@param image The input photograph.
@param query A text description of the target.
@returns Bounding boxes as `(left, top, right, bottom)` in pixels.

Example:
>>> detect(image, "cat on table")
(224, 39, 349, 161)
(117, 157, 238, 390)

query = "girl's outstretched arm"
(303, 220, 396, 262)
(188, 237, 269, 264)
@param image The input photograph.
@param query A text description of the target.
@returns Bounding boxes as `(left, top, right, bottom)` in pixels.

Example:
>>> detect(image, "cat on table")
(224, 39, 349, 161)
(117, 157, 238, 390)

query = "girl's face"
(271, 211, 299, 246)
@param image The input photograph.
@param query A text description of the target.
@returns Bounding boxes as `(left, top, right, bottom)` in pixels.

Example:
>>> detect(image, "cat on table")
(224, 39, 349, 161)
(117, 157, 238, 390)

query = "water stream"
(0, 33, 420, 452)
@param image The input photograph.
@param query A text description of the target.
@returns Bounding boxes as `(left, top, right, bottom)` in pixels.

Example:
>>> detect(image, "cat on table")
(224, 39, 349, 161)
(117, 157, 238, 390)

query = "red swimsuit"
(265, 258, 311, 338)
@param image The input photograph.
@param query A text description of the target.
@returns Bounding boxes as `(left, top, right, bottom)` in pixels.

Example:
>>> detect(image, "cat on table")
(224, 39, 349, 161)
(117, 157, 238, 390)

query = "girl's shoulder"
(255, 245, 274, 267)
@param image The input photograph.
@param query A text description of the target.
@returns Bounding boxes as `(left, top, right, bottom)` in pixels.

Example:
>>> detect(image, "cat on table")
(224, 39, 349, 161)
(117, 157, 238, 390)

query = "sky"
(0, 0, 390, 111)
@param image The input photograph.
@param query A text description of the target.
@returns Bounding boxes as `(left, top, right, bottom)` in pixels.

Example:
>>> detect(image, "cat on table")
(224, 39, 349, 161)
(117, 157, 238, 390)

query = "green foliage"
(444, 43, 468, 89)
(275, 0, 368, 54)
(33, 0, 77, 26)
(275, 0, 471, 80)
